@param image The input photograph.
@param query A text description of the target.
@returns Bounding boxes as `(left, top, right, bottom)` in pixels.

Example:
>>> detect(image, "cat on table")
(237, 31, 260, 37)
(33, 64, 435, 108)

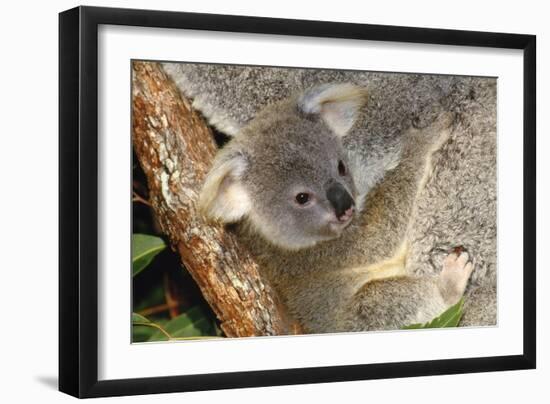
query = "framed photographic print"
(59, 6, 536, 398)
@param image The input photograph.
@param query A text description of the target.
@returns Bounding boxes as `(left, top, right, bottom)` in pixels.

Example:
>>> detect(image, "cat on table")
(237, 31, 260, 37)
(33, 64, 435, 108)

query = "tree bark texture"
(131, 61, 302, 337)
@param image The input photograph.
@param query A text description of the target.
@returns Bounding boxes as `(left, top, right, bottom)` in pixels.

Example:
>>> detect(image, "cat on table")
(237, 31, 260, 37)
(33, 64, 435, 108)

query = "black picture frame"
(59, 5, 536, 398)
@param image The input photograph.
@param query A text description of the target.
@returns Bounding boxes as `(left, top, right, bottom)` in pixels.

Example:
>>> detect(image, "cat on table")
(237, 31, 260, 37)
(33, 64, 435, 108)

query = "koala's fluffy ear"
(298, 83, 368, 137)
(198, 148, 252, 223)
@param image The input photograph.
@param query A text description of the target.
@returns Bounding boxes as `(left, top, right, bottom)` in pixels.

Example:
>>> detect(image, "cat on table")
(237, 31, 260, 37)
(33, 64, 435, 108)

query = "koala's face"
(199, 83, 367, 250)
(237, 114, 358, 249)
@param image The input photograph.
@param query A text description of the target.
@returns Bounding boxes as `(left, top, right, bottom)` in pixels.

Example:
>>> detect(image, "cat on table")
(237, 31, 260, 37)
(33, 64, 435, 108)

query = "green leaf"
(148, 306, 216, 341)
(402, 298, 465, 330)
(132, 234, 166, 277)
(132, 324, 158, 342)
(132, 312, 151, 324)
(132, 312, 172, 342)
(132, 312, 156, 342)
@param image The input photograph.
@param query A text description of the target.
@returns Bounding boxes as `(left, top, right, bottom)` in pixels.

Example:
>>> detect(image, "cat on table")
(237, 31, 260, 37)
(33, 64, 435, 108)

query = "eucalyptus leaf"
(402, 298, 465, 330)
(132, 312, 173, 342)
(132, 324, 159, 342)
(148, 306, 216, 341)
(132, 312, 156, 342)
(132, 234, 166, 277)
(132, 312, 151, 324)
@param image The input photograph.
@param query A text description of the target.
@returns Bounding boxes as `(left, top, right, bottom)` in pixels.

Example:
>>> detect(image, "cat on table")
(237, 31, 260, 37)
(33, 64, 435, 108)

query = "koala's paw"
(439, 247, 474, 304)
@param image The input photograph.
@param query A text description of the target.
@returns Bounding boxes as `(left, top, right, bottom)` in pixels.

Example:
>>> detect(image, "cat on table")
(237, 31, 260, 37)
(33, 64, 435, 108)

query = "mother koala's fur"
(163, 63, 497, 328)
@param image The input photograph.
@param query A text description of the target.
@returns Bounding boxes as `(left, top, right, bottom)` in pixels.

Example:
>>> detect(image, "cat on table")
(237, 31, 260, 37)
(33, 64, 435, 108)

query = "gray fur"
(164, 63, 497, 332)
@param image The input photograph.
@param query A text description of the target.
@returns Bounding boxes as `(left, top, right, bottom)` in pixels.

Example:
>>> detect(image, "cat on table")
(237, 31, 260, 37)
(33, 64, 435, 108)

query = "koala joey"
(199, 83, 474, 333)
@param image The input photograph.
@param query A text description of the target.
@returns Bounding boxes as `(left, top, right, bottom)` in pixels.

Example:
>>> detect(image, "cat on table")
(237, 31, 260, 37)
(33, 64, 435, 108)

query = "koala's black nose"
(326, 183, 354, 219)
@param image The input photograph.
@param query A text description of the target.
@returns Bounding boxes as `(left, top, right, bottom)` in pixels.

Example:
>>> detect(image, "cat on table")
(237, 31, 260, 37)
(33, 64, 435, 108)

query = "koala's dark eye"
(338, 160, 347, 176)
(295, 193, 310, 205)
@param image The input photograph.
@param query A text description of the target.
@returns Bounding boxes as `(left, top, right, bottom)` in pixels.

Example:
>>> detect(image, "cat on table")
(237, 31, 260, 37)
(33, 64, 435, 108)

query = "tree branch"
(131, 61, 302, 337)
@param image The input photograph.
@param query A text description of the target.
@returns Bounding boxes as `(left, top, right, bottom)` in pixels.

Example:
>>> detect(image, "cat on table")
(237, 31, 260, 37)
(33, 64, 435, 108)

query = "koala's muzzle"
(326, 183, 354, 220)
